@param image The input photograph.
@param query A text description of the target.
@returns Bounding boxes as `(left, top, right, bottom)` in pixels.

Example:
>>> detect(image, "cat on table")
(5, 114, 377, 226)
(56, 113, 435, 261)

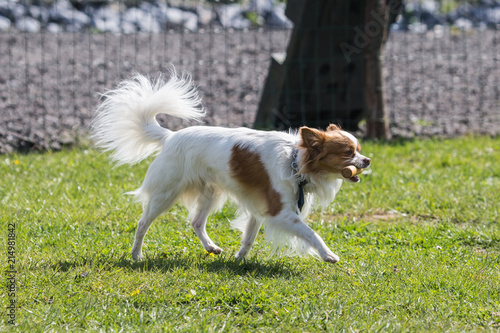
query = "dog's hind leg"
(131, 191, 180, 260)
(190, 187, 223, 254)
(235, 216, 262, 260)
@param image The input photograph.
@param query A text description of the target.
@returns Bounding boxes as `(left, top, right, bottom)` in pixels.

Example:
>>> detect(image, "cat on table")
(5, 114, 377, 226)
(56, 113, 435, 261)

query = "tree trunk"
(255, 0, 401, 139)
(364, 0, 390, 139)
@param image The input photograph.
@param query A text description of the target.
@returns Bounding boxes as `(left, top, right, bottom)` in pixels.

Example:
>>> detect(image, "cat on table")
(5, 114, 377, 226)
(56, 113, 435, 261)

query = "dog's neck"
(292, 147, 344, 212)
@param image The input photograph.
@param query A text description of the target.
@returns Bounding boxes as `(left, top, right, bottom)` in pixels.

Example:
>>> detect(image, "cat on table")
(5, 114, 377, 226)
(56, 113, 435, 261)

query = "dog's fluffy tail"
(90, 68, 204, 165)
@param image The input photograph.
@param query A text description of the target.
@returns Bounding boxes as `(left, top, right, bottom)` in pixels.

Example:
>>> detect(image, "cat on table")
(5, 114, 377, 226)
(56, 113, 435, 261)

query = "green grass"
(1, 136, 499, 331)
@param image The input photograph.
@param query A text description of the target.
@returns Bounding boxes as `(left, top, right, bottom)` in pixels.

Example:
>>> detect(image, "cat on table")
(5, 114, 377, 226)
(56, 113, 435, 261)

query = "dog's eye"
(346, 148, 354, 156)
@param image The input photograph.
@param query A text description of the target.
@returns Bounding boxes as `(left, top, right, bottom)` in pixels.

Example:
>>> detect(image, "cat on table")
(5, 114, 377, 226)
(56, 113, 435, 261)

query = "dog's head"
(298, 124, 371, 183)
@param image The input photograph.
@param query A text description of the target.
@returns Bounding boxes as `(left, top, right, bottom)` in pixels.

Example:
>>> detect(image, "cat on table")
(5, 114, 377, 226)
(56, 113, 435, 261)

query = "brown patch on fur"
(298, 126, 358, 174)
(229, 145, 282, 216)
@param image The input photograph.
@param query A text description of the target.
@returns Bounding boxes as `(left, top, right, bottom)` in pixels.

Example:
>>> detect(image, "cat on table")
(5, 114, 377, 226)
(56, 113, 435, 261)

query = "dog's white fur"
(91, 68, 371, 263)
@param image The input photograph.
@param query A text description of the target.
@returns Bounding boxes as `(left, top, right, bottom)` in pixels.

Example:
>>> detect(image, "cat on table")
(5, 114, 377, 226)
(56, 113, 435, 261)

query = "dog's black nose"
(363, 157, 371, 166)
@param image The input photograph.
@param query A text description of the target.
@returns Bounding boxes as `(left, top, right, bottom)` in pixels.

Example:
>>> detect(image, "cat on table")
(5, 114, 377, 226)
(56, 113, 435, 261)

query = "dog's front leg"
(272, 211, 340, 263)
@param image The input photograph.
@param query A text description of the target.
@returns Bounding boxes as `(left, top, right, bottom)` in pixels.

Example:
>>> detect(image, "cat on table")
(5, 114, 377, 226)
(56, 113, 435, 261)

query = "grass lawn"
(1, 136, 499, 331)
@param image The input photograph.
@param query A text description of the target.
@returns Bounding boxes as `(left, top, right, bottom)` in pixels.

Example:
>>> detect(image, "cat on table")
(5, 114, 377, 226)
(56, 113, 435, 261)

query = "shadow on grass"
(52, 251, 302, 279)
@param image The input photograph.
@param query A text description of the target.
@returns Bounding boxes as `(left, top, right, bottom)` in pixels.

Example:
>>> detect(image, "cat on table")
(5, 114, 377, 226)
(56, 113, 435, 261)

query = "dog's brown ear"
(299, 127, 325, 151)
(326, 124, 341, 132)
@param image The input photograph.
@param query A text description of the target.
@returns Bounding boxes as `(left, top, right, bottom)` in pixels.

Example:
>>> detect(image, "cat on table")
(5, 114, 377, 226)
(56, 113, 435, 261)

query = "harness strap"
(291, 149, 308, 212)
(297, 179, 307, 211)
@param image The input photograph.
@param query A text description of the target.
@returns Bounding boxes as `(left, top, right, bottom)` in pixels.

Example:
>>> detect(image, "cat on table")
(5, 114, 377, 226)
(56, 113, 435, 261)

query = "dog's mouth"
(346, 175, 361, 183)
(342, 164, 370, 183)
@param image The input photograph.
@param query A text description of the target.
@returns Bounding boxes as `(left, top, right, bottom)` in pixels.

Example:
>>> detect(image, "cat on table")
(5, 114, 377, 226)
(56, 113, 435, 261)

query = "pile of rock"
(394, 0, 500, 32)
(1, 0, 499, 34)
(0, 0, 292, 33)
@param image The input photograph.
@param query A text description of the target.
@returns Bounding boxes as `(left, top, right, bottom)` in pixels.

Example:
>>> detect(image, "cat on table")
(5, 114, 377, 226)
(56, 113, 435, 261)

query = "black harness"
(297, 179, 307, 211)
(291, 149, 308, 212)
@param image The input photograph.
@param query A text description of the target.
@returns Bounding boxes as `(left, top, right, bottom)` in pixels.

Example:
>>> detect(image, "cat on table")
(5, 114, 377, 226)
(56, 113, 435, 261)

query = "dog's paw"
(323, 253, 340, 264)
(131, 250, 143, 261)
(207, 245, 223, 255)
(234, 251, 247, 260)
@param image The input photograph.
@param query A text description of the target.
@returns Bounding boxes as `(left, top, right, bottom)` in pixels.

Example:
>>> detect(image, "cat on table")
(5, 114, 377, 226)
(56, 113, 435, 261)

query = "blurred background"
(0, 0, 498, 153)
